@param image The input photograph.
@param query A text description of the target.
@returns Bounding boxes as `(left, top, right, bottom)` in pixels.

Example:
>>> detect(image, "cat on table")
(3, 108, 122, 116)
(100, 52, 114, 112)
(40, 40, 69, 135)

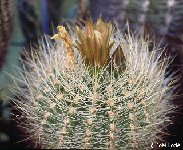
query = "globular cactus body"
(12, 19, 176, 149)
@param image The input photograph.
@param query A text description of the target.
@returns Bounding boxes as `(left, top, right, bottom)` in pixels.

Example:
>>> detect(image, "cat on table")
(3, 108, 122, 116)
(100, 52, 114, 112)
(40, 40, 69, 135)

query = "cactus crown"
(52, 18, 126, 71)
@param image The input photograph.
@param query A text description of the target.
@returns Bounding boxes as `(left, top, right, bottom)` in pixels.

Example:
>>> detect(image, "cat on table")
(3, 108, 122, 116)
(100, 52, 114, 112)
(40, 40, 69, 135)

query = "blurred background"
(0, 0, 183, 149)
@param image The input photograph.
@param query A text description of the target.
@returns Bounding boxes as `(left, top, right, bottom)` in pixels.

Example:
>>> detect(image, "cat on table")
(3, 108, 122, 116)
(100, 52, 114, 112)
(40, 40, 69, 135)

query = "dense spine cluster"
(11, 19, 176, 149)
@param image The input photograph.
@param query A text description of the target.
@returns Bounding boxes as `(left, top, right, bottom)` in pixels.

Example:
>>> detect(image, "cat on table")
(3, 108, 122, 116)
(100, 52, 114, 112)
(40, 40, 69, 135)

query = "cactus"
(90, 0, 183, 41)
(11, 19, 176, 149)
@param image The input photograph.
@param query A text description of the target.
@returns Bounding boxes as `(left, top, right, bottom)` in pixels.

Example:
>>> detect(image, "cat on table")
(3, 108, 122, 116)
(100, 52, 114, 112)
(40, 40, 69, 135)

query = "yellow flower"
(51, 19, 126, 70)
(75, 18, 113, 66)
(51, 26, 75, 70)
